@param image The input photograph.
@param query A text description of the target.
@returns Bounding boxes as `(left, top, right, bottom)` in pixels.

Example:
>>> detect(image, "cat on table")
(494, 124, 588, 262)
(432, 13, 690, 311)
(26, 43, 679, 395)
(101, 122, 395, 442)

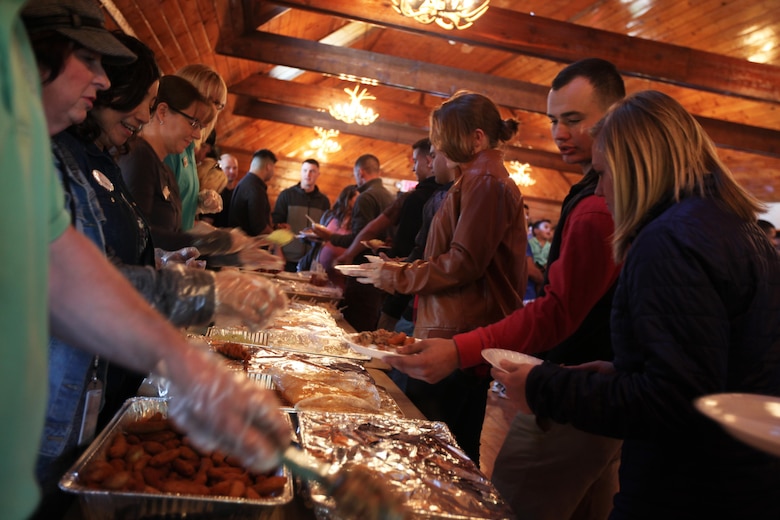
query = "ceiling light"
(392, 0, 490, 30)
(507, 161, 536, 187)
(308, 127, 341, 158)
(329, 84, 379, 126)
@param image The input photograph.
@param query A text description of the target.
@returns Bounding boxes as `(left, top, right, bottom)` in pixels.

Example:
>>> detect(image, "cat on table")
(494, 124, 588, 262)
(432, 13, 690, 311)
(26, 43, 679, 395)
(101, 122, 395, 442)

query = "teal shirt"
(0, 2, 71, 517)
(164, 141, 199, 231)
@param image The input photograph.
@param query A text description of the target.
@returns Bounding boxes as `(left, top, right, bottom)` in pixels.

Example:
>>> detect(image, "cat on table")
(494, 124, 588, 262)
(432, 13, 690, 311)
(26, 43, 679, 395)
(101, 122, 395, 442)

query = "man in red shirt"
(386, 58, 625, 519)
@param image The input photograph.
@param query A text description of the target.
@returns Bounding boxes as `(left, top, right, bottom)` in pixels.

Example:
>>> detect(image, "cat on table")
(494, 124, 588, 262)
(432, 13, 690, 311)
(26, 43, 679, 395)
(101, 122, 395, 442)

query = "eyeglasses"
(169, 106, 204, 130)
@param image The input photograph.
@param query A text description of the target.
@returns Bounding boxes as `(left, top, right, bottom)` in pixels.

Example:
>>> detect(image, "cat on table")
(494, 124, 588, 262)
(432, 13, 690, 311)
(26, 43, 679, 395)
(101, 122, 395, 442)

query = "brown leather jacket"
(377, 149, 527, 339)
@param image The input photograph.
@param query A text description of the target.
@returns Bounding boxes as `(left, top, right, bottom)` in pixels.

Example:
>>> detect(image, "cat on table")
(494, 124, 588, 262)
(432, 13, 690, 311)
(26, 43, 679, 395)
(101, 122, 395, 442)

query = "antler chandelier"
(507, 161, 536, 187)
(391, 0, 490, 30)
(309, 127, 342, 158)
(328, 84, 379, 126)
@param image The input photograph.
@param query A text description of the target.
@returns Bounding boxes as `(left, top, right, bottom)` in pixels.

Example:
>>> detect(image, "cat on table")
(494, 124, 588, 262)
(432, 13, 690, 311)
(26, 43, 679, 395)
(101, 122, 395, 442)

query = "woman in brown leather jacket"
(358, 91, 528, 462)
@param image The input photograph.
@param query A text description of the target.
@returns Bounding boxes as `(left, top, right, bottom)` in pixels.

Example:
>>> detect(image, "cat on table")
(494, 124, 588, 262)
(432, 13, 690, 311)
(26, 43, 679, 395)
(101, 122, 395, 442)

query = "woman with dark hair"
(118, 75, 214, 247)
(317, 183, 358, 278)
(494, 91, 780, 518)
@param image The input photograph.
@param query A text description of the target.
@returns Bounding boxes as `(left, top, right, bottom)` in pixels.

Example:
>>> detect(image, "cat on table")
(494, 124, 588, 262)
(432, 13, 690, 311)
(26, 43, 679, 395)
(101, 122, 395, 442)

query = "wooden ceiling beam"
(217, 31, 550, 113)
(269, 0, 780, 104)
(231, 94, 581, 173)
(220, 32, 780, 158)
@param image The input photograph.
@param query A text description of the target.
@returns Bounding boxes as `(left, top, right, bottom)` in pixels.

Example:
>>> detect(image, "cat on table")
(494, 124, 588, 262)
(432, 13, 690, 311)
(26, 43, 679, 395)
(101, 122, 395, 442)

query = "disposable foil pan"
(59, 397, 293, 520)
(297, 411, 512, 519)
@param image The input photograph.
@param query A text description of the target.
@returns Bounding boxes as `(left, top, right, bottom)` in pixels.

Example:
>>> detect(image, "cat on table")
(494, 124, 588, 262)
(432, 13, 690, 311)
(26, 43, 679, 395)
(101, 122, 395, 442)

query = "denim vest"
(37, 144, 109, 473)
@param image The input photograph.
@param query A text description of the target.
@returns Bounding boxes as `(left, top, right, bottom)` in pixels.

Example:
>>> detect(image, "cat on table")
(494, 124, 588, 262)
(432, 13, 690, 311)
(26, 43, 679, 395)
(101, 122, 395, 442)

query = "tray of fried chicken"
(59, 397, 292, 520)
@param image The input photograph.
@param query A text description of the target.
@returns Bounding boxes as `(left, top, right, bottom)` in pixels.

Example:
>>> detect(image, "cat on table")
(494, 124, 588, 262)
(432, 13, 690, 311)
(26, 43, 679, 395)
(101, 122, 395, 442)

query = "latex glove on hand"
(213, 268, 288, 331)
(155, 247, 203, 269)
(197, 189, 223, 215)
(158, 341, 291, 473)
(355, 261, 384, 288)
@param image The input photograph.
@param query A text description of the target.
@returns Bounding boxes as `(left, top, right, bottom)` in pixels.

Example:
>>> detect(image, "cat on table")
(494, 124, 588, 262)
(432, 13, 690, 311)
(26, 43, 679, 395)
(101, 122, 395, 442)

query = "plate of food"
(361, 239, 389, 251)
(695, 393, 780, 457)
(345, 329, 416, 358)
(333, 264, 374, 277)
(482, 348, 543, 372)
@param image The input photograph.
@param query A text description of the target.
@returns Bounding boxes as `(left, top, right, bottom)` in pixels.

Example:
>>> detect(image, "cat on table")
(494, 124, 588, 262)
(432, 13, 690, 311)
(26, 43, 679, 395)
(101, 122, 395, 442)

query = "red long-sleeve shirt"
(455, 194, 621, 368)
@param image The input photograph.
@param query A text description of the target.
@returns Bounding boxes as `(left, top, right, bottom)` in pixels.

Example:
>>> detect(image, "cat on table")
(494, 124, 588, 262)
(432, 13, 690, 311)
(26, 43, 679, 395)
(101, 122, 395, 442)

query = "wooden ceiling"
(101, 0, 780, 223)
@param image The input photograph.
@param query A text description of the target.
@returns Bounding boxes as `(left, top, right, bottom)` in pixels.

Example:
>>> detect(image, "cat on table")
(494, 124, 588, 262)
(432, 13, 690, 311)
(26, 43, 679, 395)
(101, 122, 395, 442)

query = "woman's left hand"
(491, 362, 536, 414)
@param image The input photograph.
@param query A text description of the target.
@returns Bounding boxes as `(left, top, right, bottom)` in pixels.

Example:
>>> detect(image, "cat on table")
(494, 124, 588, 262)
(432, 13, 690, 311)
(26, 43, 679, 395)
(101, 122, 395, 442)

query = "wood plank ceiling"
(102, 0, 780, 223)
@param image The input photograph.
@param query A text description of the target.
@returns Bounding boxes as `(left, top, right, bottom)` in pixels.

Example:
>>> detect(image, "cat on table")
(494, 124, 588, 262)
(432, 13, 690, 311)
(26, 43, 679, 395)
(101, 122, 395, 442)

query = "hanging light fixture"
(328, 84, 379, 126)
(391, 0, 490, 30)
(308, 127, 342, 158)
(506, 161, 536, 187)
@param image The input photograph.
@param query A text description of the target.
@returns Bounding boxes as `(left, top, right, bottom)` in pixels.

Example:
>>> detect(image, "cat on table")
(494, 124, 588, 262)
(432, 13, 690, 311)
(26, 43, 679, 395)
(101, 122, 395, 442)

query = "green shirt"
(164, 141, 199, 231)
(0, 2, 71, 517)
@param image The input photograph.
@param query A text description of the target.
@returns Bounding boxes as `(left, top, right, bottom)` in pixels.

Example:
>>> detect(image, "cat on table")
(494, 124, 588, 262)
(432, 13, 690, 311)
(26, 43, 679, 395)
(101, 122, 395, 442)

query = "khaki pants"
(491, 412, 622, 520)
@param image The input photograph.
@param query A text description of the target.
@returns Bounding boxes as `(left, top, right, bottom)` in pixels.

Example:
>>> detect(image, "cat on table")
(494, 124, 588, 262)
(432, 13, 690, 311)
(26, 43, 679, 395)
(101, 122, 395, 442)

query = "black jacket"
(528, 195, 780, 519)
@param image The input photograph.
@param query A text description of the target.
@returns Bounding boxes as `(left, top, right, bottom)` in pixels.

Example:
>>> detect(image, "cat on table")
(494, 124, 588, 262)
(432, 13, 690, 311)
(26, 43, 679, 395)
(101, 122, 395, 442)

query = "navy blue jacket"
(528, 194, 780, 519)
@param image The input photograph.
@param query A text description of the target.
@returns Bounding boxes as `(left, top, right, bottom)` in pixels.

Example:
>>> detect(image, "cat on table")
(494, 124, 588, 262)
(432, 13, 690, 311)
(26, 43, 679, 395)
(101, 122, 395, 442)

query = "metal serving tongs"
(281, 444, 409, 520)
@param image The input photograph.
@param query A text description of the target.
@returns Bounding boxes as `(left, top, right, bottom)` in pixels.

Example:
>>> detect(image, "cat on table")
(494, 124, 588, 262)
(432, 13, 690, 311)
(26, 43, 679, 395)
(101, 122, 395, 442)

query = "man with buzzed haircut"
(272, 159, 330, 272)
(229, 149, 276, 236)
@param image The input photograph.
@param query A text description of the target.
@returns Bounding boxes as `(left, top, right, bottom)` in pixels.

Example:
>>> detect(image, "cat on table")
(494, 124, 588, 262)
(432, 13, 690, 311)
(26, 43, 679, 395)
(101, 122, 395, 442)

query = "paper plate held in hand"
(482, 348, 543, 372)
(695, 393, 780, 457)
(333, 264, 374, 277)
(345, 339, 409, 359)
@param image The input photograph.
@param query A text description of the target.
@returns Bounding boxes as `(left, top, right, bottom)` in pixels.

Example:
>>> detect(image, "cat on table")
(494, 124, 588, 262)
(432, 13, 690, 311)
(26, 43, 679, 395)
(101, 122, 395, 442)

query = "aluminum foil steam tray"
(59, 397, 293, 520)
(297, 411, 513, 519)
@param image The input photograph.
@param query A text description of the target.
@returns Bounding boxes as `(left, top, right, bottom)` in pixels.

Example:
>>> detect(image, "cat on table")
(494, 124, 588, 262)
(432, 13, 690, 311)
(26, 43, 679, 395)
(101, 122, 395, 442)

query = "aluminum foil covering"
(59, 397, 293, 520)
(297, 412, 512, 519)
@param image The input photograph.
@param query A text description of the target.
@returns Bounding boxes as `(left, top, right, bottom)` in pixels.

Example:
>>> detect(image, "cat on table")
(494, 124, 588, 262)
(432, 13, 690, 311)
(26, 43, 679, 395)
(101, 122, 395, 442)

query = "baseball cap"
(22, 0, 136, 64)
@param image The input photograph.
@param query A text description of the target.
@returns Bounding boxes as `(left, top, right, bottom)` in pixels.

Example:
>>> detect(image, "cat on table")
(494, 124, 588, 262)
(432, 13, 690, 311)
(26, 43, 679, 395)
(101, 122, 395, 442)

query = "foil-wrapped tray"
(297, 412, 512, 519)
(59, 397, 293, 520)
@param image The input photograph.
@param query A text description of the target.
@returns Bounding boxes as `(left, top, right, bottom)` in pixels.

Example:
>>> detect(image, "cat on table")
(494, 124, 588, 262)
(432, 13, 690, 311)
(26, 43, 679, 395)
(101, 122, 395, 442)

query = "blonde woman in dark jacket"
(494, 91, 780, 519)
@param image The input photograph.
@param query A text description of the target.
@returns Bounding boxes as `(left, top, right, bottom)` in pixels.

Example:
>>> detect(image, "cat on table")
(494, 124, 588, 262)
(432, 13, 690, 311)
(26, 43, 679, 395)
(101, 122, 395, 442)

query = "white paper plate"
(333, 264, 373, 277)
(345, 337, 410, 359)
(482, 348, 543, 372)
(695, 393, 780, 457)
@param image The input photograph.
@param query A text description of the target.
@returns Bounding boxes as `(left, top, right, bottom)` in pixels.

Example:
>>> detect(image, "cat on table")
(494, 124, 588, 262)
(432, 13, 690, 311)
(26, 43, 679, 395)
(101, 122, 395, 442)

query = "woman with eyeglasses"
(164, 64, 228, 231)
(119, 75, 215, 248)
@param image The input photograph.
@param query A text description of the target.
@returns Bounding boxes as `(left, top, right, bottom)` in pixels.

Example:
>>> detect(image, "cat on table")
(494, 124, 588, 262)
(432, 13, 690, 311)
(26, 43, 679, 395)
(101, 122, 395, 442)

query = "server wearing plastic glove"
(17, 2, 291, 519)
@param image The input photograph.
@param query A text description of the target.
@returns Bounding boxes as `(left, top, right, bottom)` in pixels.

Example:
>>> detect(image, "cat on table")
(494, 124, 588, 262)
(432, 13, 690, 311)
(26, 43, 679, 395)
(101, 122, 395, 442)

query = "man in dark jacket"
(272, 159, 330, 272)
(229, 149, 276, 236)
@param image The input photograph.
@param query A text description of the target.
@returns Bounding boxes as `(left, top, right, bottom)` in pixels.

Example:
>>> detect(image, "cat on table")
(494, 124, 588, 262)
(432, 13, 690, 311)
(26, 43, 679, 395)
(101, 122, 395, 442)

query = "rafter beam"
(217, 31, 550, 113)
(269, 0, 780, 104)
(220, 33, 780, 158)
(231, 94, 581, 172)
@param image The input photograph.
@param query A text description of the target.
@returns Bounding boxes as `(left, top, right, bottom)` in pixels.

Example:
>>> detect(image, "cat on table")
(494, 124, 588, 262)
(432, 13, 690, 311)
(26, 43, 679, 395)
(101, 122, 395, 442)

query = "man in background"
(272, 158, 330, 272)
(314, 154, 394, 330)
(229, 149, 276, 236)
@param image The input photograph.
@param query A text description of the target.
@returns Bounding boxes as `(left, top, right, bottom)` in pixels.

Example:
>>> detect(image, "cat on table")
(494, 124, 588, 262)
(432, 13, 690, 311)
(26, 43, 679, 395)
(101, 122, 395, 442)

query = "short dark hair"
(355, 154, 380, 174)
(551, 58, 625, 110)
(303, 158, 319, 168)
(27, 31, 78, 84)
(412, 138, 432, 154)
(757, 219, 776, 234)
(154, 75, 215, 126)
(253, 149, 277, 163)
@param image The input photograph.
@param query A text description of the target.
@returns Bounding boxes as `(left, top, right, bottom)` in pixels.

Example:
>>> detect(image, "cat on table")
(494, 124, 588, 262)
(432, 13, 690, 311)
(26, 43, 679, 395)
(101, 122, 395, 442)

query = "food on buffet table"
(213, 341, 252, 363)
(78, 413, 288, 499)
(355, 329, 415, 350)
(267, 366, 382, 413)
(298, 412, 512, 519)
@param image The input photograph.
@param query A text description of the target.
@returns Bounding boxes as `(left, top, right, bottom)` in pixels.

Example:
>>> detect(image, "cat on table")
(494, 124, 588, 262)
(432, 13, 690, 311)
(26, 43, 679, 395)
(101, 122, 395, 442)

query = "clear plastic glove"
(356, 261, 384, 287)
(158, 340, 291, 473)
(213, 268, 288, 331)
(236, 246, 285, 272)
(197, 189, 223, 215)
(155, 247, 203, 269)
